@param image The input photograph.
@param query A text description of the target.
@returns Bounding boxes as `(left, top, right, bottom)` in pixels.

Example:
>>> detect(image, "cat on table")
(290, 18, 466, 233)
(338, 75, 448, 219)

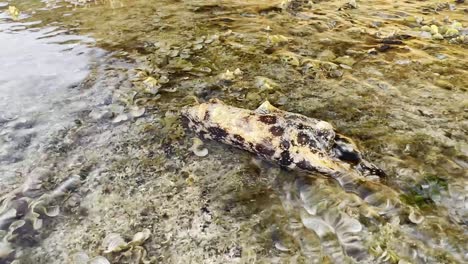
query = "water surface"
(0, 0, 467, 263)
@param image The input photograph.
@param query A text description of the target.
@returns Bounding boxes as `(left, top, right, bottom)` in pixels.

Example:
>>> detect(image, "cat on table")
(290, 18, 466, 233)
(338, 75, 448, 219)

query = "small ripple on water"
(0, 16, 105, 193)
(0, 0, 467, 263)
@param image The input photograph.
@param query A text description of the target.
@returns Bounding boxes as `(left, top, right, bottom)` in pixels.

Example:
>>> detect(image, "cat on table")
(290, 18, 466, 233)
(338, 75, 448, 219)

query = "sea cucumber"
(181, 99, 388, 197)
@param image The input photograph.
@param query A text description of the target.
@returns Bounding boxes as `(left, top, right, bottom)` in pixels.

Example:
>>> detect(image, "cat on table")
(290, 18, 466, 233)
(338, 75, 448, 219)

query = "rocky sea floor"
(0, 0, 467, 263)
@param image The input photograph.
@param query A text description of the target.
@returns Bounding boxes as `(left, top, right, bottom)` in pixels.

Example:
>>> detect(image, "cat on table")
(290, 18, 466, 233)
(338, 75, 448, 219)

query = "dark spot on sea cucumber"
(243, 114, 254, 123)
(269, 126, 284, 136)
(317, 130, 333, 141)
(308, 146, 317, 154)
(297, 132, 310, 146)
(371, 167, 387, 178)
(248, 142, 255, 150)
(203, 111, 210, 121)
(231, 134, 246, 147)
(189, 118, 203, 128)
(278, 151, 292, 166)
(255, 144, 275, 157)
(296, 160, 316, 172)
(280, 140, 290, 150)
(207, 126, 228, 140)
(308, 138, 318, 148)
(358, 162, 387, 179)
(180, 115, 190, 128)
(197, 130, 208, 139)
(296, 123, 313, 131)
(258, 115, 277, 124)
(233, 134, 245, 143)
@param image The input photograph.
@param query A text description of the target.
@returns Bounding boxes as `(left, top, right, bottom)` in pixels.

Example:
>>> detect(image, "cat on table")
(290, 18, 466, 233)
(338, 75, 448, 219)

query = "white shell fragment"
(0, 241, 13, 259)
(33, 218, 43, 230)
(274, 241, 290, 252)
(129, 106, 146, 118)
(112, 113, 129, 124)
(0, 208, 17, 227)
(8, 220, 25, 232)
(99, 229, 151, 258)
(89, 256, 111, 264)
(302, 216, 334, 237)
(102, 233, 128, 253)
(71, 251, 90, 264)
(408, 209, 425, 224)
(189, 137, 208, 157)
(129, 228, 151, 246)
(44, 205, 60, 217)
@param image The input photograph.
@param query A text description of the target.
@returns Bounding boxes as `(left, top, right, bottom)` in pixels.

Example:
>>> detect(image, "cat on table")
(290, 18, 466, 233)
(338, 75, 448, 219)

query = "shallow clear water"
(0, 0, 467, 263)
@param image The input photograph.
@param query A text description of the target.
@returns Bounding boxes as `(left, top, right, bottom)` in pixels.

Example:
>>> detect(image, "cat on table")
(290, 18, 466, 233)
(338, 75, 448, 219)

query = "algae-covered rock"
(421, 25, 431, 32)
(430, 25, 439, 35)
(334, 56, 355, 67)
(275, 50, 300, 66)
(254, 76, 279, 90)
(432, 33, 444, 40)
(444, 28, 459, 37)
(8, 6, 19, 20)
(435, 79, 454, 90)
(268, 34, 290, 45)
(317, 50, 336, 61)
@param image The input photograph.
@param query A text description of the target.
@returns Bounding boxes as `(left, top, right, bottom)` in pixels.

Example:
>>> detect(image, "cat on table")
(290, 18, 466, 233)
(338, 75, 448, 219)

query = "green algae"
(400, 174, 449, 209)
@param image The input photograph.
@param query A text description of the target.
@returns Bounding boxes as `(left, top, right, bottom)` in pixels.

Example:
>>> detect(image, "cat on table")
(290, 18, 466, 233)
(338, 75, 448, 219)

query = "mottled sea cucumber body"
(181, 99, 386, 192)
